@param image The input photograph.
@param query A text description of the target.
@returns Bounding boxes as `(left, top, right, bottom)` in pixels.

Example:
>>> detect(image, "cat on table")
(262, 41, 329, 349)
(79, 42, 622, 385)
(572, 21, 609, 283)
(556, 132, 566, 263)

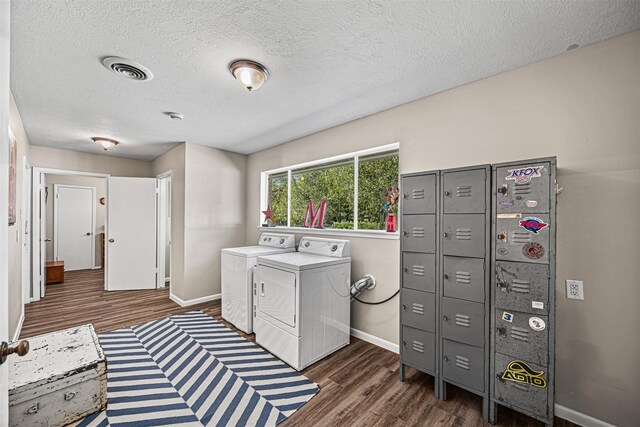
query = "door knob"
(109, 238, 115, 243)
(86, 232, 91, 236)
(0, 340, 30, 365)
(44, 239, 52, 242)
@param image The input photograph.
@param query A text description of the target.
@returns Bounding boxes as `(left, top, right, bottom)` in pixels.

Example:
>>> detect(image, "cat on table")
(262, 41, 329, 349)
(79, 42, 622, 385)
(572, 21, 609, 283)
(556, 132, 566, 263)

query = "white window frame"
(259, 143, 400, 240)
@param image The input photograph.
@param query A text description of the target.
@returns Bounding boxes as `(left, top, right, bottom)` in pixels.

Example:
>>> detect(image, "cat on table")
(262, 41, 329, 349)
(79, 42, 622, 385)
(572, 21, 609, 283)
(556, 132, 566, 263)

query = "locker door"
(442, 214, 486, 257)
(401, 289, 435, 332)
(495, 261, 549, 313)
(402, 214, 436, 253)
(496, 214, 550, 264)
(402, 252, 436, 292)
(443, 256, 485, 303)
(443, 169, 486, 214)
(495, 311, 549, 366)
(441, 297, 485, 347)
(402, 326, 436, 372)
(494, 353, 549, 419)
(402, 174, 436, 214)
(495, 164, 550, 214)
(442, 339, 485, 392)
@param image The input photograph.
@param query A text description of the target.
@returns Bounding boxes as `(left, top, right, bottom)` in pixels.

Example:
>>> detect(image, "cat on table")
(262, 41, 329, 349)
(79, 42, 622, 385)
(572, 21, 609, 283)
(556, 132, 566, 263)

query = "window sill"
(256, 226, 399, 240)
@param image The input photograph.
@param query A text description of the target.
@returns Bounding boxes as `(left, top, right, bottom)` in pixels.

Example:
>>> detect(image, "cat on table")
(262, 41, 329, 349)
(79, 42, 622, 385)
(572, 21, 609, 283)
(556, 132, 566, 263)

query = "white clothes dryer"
(254, 237, 351, 370)
(221, 233, 295, 334)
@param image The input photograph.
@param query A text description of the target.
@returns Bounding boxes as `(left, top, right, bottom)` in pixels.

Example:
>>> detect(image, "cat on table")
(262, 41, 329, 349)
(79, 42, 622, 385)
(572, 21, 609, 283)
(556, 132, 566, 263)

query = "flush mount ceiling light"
(91, 137, 119, 151)
(229, 59, 269, 92)
(166, 112, 184, 121)
(102, 56, 154, 81)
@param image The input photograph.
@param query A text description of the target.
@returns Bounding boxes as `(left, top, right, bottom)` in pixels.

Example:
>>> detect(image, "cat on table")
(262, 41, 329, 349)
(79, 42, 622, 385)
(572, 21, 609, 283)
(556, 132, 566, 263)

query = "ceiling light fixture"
(229, 59, 269, 92)
(166, 112, 184, 121)
(91, 137, 119, 151)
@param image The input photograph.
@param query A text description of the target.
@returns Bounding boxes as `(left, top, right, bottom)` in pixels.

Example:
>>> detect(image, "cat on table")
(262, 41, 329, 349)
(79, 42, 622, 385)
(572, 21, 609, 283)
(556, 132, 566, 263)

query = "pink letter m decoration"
(303, 200, 327, 229)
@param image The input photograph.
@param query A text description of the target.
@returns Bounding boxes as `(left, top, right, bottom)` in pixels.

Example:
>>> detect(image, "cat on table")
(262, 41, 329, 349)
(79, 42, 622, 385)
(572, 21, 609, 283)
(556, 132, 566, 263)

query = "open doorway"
(157, 171, 171, 289)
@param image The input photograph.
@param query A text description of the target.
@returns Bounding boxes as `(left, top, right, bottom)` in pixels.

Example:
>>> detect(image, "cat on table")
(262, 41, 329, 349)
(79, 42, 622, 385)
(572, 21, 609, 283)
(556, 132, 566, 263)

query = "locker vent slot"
(412, 303, 424, 315)
(412, 265, 425, 276)
(412, 189, 425, 199)
(456, 185, 472, 197)
(455, 355, 471, 370)
(512, 232, 531, 243)
(412, 340, 424, 353)
(455, 314, 471, 327)
(455, 228, 472, 240)
(511, 279, 531, 293)
(456, 271, 471, 284)
(412, 227, 425, 238)
(513, 183, 532, 195)
(510, 327, 530, 342)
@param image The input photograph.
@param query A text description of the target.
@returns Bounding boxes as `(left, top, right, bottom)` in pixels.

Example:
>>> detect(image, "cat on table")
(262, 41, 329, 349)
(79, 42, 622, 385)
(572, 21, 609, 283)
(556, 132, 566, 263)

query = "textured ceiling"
(10, 1, 640, 160)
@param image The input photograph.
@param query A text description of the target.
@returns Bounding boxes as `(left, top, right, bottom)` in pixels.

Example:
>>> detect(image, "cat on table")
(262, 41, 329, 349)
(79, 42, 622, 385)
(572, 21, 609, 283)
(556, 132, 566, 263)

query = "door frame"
(31, 168, 110, 300)
(156, 170, 172, 289)
(22, 156, 32, 304)
(53, 184, 96, 270)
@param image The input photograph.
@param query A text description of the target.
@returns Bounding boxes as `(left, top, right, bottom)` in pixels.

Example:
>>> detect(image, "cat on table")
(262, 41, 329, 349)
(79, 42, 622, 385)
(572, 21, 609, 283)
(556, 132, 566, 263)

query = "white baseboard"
(350, 327, 399, 354)
(555, 404, 616, 427)
(13, 310, 25, 342)
(170, 292, 221, 307)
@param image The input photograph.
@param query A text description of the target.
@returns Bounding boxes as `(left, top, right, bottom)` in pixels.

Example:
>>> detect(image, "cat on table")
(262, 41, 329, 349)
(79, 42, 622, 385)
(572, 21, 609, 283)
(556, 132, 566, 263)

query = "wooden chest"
(9, 325, 107, 427)
(45, 261, 65, 284)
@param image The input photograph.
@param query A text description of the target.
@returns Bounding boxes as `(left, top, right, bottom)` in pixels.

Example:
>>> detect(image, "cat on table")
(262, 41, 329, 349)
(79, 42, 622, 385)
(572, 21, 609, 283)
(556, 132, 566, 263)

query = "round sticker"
(529, 317, 546, 331)
(497, 247, 509, 256)
(522, 242, 545, 259)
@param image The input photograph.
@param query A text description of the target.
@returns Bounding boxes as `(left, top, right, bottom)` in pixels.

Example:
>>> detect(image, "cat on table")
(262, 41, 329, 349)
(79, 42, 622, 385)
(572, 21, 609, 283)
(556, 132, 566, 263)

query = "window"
(261, 144, 399, 233)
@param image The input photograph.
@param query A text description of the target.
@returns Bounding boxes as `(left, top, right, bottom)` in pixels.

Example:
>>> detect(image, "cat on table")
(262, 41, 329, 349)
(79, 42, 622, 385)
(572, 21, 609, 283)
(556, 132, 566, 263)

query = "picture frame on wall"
(8, 128, 17, 226)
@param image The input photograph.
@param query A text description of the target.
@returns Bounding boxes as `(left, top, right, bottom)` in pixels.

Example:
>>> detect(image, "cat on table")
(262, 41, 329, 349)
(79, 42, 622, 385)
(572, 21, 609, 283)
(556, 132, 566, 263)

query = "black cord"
(353, 290, 399, 305)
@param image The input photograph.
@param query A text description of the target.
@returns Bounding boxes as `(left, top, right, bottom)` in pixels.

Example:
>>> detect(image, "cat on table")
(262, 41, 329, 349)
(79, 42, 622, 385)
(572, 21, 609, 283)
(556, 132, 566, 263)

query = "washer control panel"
(258, 233, 295, 249)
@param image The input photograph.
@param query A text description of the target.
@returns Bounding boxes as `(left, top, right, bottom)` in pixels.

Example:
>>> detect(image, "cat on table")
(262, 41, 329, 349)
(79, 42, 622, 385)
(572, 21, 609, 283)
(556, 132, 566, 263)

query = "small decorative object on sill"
(386, 214, 397, 232)
(382, 184, 400, 232)
(262, 206, 275, 227)
(303, 199, 327, 229)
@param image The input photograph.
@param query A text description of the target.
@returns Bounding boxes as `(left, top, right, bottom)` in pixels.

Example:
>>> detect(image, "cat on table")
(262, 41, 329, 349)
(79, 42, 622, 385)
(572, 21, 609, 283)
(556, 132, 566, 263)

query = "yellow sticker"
(497, 213, 523, 219)
(501, 360, 547, 388)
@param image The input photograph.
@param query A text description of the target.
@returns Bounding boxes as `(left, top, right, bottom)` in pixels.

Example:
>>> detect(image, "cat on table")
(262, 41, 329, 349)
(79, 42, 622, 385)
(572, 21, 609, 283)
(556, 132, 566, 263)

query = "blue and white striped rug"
(76, 311, 319, 426)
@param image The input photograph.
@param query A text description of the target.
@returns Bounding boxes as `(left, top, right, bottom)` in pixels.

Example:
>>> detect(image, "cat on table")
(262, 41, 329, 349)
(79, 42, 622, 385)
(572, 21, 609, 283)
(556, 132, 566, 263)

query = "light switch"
(566, 280, 584, 300)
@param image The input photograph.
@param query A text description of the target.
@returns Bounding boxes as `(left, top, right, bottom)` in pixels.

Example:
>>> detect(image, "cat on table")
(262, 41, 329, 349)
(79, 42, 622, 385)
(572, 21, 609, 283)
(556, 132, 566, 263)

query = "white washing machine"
(254, 237, 351, 371)
(221, 233, 295, 334)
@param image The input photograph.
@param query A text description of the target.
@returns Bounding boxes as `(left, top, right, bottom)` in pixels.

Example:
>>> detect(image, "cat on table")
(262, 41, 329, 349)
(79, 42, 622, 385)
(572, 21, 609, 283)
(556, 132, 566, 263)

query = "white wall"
(246, 32, 640, 426)
(44, 174, 106, 268)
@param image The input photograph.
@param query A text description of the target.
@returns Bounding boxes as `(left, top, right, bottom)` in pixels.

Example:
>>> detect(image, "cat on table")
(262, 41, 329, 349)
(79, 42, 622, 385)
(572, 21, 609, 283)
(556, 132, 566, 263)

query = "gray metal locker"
(494, 311, 549, 366)
(443, 256, 485, 303)
(402, 214, 436, 253)
(495, 261, 549, 314)
(402, 252, 436, 293)
(495, 163, 551, 214)
(443, 169, 487, 214)
(401, 288, 436, 332)
(402, 326, 436, 373)
(442, 214, 486, 257)
(441, 297, 485, 347)
(490, 158, 556, 426)
(402, 174, 437, 214)
(400, 171, 440, 391)
(495, 214, 551, 264)
(442, 339, 485, 392)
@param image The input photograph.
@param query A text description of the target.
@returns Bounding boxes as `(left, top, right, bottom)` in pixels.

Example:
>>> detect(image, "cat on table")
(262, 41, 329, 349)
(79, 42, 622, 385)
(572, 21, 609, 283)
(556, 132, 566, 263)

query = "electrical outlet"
(566, 280, 584, 300)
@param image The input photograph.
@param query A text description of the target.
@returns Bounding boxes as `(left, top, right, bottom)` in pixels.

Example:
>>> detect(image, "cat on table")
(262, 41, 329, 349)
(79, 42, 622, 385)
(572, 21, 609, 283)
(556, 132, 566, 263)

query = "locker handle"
(497, 326, 507, 337)
(402, 341, 407, 348)
(402, 304, 407, 311)
(444, 190, 451, 197)
(497, 280, 509, 292)
(403, 193, 408, 199)
(403, 267, 408, 273)
(442, 315, 449, 321)
(443, 232, 449, 238)
(497, 373, 506, 382)
(443, 355, 449, 362)
(402, 231, 408, 236)
(443, 273, 450, 280)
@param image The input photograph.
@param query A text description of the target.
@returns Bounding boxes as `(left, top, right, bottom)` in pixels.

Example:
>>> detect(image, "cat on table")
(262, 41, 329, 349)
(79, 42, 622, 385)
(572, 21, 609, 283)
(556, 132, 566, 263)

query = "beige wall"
(30, 145, 152, 177)
(152, 144, 186, 299)
(44, 174, 106, 267)
(246, 32, 640, 425)
(8, 92, 30, 338)
(183, 143, 246, 301)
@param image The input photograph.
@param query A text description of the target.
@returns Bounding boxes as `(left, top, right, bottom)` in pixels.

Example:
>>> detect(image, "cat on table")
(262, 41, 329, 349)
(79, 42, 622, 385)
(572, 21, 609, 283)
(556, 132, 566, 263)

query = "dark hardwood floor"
(21, 270, 575, 427)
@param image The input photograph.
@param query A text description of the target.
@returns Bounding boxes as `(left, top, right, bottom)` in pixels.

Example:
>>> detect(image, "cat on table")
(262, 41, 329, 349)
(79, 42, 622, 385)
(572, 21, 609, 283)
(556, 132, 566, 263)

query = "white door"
(107, 177, 157, 290)
(39, 173, 47, 299)
(54, 185, 95, 271)
(22, 157, 31, 302)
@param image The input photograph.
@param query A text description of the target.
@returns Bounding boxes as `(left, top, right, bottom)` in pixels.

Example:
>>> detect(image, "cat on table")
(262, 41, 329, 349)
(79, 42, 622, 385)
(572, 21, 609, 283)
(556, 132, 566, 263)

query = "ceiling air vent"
(102, 56, 153, 81)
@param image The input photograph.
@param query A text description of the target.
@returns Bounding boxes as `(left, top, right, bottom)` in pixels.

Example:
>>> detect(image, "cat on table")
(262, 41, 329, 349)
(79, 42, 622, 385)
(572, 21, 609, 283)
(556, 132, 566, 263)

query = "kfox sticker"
(505, 165, 544, 184)
(501, 360, 547, 388)
(519, 217, 548, 234)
